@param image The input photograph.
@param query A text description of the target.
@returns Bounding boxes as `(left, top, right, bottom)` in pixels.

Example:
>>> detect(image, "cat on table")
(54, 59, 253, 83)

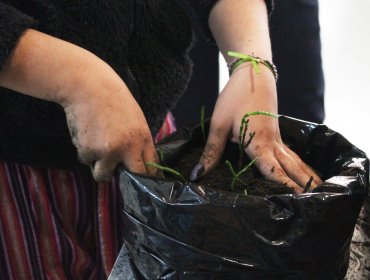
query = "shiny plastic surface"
(118, 116, 369, 280)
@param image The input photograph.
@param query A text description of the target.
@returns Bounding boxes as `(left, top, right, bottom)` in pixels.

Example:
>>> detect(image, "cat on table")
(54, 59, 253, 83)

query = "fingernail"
(190, 163, 205, 181)
(303, 176, 314, 193)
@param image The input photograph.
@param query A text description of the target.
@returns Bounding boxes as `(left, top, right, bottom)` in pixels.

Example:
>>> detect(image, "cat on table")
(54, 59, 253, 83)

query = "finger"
(283, 145, 322, 186)
(190, 122, 228, 181)
(143, 142, 162, 177)
(275, 148, 319, 190)
(91, 158, 118, 182)
(121, 152, 147, 175)
(78, 150, 98, 166)
(256, 155, 302, 194)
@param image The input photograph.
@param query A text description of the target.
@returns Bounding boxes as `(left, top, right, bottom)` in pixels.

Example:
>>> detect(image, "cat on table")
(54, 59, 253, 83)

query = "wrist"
(57, 50, 124, 108)
(227, 51, 278, 81)
(224, 64, 278, 113)
(229, 61, 277, 89)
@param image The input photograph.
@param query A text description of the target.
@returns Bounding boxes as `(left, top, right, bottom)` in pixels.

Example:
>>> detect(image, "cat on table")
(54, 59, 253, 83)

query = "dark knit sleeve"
(0, 2, 36, 68)
(185, 0, 274, 39)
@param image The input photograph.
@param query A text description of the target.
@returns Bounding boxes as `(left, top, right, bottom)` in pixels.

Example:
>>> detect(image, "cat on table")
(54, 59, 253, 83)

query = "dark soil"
(167, 146, 294, 196)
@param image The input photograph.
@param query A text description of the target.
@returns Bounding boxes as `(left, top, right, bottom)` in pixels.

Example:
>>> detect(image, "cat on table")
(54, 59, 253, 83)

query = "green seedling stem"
(238, 111, 278, 167)
(145, 162, 185, 182)
(225, 158, 257, 191)
(239, 118, 250, 152)
(241, 111, 279, 122)
(225, 161, 244, 190)
(158, 148, 165, 163)
(156, 147, 173, 164)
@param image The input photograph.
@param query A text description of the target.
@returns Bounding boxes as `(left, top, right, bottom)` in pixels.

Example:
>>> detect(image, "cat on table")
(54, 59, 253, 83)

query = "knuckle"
(100, 141, 115, 156)
(141, 132, 153, 144)
(274, 147, 286, 158)
(77, 148, 95, 165)
(247, 144, 264, 158)
(120, 140, 133, 153)
(202, 142, 218, 161)
(77, 154, 90, 165)
(271, 167, 287, 179)
(200, 144, 222, 170)
(210, 123, 225, 137)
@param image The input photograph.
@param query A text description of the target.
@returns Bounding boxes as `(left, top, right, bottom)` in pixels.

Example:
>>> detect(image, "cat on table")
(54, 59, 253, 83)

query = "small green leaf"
(225, 160, 237, 178)
(237, 158, 257, 177)
(251, 60, 260, 74)
(158, 149, 165, 163)
(241, 111, 279, 124)
(145, 162, 185, 182)
(225, 160, 244, 190)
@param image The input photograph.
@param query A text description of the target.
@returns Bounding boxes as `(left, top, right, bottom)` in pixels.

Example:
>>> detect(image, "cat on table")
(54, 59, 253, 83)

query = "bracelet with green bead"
(227, 51, 278, 82)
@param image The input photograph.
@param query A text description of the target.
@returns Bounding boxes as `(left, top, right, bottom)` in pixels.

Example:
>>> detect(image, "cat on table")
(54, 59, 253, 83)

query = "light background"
(219, 0, 370, 156)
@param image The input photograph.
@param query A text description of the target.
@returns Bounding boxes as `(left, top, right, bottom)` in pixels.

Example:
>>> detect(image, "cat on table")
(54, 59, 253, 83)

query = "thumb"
(91, 158, 117, 182)
(190, 123, 228, 181)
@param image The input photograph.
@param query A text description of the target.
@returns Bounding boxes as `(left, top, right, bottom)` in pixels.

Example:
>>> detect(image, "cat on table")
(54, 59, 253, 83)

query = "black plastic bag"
(118, 116, 369, 280)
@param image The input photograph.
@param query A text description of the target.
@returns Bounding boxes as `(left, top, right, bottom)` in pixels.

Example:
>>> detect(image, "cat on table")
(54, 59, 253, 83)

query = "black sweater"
(0, 0, 272, 169)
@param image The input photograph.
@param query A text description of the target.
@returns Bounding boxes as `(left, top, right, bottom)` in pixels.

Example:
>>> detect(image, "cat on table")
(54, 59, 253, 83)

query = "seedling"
(238, 111, 278, 167)
(148, 111, 278, 194)
(225, 158, 257, 191)
(145, 162, 185, 182)
(224, 111, 278, 192)
(158, 148, 165, 163)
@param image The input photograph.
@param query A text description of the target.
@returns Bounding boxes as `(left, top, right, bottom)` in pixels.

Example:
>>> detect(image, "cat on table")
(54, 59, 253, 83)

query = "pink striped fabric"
(155, 112, 176, 143)
(0, 114, 176, 279)
(0, 164, 123, 280)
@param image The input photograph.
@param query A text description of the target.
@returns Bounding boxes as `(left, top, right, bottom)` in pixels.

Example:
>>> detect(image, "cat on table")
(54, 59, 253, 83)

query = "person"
(0, 0, 321, 278)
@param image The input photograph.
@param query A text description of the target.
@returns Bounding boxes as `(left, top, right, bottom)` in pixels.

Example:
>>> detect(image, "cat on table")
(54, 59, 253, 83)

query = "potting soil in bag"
(116, 116, 369, 280)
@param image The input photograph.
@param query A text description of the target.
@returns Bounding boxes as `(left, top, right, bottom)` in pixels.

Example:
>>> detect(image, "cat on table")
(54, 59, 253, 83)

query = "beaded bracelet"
(227, 51, 278, 82)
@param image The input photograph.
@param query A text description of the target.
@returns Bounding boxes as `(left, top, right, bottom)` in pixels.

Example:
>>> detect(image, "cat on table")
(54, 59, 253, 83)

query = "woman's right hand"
(61, 61, 159, 182)
(0, 29, 159, 182)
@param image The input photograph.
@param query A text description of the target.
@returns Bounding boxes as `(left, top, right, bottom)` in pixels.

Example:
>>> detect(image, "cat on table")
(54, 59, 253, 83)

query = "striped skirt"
(0, 114, 176, 280)
(0, 164, 122, 280)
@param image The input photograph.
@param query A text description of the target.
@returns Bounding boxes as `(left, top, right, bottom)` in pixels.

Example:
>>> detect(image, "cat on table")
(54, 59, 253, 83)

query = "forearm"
(0, 29, 120, 106)
(209, 0, 276, 114)
(209, 0, 272, 63)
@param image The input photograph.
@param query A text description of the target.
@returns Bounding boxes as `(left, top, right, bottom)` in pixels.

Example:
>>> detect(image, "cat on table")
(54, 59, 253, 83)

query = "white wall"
(320, 0, 370, 155)
(219, 0, 370, 155)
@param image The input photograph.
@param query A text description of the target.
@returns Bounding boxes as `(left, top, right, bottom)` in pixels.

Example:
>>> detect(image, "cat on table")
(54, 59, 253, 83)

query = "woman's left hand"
(190, 64, 322, 193)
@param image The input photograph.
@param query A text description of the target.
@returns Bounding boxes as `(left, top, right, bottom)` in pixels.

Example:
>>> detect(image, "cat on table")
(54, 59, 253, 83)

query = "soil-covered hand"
(61, 63, 158, 182)
(190, 65, 322, 193)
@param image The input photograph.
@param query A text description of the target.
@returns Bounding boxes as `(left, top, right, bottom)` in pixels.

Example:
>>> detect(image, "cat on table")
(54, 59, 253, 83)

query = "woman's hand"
(191, 64, 322, 193)
(0, 29, 159, 182)
(61, 63, 159, 182)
